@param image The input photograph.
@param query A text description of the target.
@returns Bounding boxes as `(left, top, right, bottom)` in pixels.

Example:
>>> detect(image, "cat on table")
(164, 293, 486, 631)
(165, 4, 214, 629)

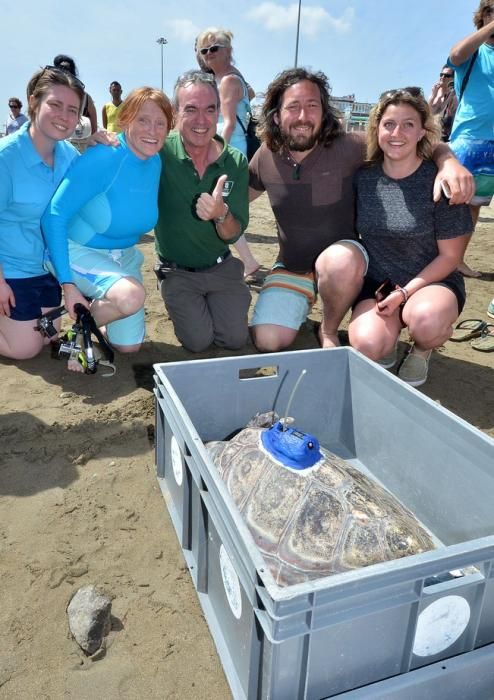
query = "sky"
(2, 0, 474, 126)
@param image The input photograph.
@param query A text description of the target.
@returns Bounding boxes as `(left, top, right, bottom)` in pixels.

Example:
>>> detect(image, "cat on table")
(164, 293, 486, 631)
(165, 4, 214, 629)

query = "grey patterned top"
(355, 160, 473, 297)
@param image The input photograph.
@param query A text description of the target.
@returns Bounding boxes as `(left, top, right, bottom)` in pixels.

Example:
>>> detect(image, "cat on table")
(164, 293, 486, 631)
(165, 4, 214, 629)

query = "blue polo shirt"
(0, 122, 78, 278)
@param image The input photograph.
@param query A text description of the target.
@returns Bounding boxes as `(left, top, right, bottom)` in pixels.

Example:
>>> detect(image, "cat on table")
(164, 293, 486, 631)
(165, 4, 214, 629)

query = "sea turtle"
(207, 413, 435, 587)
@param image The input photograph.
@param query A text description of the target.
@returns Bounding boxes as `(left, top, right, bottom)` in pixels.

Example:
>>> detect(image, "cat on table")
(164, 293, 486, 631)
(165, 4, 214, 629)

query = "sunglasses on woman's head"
(199, 44, 225, 55)
(379, 86, 423, 100)
(39, 65, 85, 91)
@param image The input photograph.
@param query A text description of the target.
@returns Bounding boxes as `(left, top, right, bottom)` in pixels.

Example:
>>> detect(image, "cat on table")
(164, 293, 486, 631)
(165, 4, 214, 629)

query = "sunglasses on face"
(9, 104, 20, 109)
(199, 44, 225, 55)
(379, 86, 423, 100)
(440, 72, 453, 78)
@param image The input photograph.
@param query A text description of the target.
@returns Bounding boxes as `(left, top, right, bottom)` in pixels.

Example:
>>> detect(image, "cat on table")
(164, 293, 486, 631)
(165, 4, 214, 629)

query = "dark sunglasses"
(440, 72, 453, 78)
(199, 44, 225, 55)
(379, 86, 423, 100)
(9, 104, 20, 109)
(41, 65, 85, 91)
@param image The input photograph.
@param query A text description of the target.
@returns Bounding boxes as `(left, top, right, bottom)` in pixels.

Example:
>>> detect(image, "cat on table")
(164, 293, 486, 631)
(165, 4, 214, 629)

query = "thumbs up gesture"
(196, 174, 228, 221)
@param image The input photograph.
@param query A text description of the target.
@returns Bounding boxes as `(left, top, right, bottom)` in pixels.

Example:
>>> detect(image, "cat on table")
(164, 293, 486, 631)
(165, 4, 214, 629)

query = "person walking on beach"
(154, 70, 251, 352)
(248, 68, 475, 353)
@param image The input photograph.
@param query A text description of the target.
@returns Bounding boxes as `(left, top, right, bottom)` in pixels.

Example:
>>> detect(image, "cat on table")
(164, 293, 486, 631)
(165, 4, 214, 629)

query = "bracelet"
(214, 203, 229, 224)
(395, 286, 409, 304)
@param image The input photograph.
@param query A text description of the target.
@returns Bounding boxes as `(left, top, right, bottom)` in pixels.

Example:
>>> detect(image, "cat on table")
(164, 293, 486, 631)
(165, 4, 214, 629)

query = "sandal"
(471, 325, 494, 353)
(450, 319, 487, 342)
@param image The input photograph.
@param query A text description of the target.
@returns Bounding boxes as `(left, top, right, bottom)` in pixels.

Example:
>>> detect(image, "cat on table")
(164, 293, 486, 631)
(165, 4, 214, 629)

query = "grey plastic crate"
(154, 348, 494, 700)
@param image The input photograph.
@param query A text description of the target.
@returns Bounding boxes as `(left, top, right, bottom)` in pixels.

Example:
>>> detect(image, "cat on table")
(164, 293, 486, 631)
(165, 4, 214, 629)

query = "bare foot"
(457, 262, 482, 278)
(318, 327, 340, 348)
(67, 358, 85, 373)
(243, 263, 261, 279)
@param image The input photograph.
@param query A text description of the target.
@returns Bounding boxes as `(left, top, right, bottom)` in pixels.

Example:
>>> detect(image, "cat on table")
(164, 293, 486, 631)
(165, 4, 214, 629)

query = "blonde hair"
(117, 87, 174, 132)
(195, 27, 234, 60)
(366, 89, 439, 163)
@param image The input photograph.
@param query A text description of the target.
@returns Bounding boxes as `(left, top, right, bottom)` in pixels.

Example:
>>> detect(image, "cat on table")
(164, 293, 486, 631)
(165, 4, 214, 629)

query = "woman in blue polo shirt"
(0, 66, 84, 360)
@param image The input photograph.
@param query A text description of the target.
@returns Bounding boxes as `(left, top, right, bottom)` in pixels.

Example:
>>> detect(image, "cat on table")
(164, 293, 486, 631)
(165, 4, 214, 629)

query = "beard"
(281, 122, 320, 152)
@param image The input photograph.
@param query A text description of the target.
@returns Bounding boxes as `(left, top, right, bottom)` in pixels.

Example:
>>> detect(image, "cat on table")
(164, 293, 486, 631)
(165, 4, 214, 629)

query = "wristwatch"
(214, 203, 229, 224)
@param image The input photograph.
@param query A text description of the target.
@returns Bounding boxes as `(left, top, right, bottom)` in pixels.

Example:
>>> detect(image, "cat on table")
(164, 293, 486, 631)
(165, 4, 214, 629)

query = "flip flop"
(450, 319, 487, 342)
(471, 325, 494, 352)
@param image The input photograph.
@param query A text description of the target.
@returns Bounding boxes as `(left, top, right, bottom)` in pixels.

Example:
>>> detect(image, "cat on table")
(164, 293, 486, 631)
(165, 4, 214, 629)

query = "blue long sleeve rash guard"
(42, 132, 161, 284)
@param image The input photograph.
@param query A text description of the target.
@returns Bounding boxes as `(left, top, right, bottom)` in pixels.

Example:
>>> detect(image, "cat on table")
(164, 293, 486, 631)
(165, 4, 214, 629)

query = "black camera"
(35, 305, 67, 338)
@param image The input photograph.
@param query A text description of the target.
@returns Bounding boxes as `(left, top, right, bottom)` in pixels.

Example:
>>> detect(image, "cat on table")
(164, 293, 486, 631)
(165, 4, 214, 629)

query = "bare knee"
(406, 303, 450, 347)
(349, 330, 387, 361)
(0, 336, 44, 360)
(252, 325, 297, 353)
(111, 282, 145, 318)
(315, 243, 366, 285)
(112, 343, 142, 354)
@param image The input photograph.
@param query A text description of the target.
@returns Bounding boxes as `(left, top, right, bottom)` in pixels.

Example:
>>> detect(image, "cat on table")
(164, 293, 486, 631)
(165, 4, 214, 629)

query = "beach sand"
(0, 196, 493, 699)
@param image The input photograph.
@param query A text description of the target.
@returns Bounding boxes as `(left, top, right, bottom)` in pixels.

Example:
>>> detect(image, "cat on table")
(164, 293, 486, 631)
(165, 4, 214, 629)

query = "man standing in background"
(102, 81, 123, 133)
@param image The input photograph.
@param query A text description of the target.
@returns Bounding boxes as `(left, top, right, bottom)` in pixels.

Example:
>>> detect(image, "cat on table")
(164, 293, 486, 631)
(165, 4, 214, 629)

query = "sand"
(0, 196, 493, 699)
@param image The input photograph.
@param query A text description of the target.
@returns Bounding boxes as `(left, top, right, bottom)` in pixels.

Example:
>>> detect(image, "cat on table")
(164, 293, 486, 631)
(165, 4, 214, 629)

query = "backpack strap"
(458, 50, 479, 102)
(236, 115, 247, 134)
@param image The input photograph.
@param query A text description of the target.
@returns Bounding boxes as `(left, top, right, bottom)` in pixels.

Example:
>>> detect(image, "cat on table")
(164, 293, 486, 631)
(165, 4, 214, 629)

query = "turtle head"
(260, 421, 322, 470)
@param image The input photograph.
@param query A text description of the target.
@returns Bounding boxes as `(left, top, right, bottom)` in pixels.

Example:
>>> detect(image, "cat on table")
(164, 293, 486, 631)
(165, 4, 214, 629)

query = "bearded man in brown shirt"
(248, 68, 474, 352)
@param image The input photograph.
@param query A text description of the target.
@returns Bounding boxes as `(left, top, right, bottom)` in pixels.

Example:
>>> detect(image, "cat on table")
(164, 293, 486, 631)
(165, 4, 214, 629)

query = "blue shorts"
(46, 242, 145, 346)
(251, 240, 368, 330)
(450, 138, 494, 206)
(7, 273, 61, 321)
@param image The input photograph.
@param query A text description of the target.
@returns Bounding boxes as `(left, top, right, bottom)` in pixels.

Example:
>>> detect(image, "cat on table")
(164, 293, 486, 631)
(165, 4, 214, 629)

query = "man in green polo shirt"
(155, 70, 251, 352)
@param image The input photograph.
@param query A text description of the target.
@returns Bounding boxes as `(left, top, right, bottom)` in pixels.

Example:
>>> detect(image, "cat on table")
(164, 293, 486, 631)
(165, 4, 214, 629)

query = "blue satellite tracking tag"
(261, 421, 322, 469)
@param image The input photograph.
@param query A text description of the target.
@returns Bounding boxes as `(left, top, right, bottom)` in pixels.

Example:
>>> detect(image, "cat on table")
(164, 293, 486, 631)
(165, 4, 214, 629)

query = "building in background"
(330, 94, 374, 132)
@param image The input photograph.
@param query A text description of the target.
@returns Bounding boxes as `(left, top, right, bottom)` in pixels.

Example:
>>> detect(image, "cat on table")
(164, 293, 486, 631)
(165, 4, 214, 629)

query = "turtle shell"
(207, 423, 435, 587)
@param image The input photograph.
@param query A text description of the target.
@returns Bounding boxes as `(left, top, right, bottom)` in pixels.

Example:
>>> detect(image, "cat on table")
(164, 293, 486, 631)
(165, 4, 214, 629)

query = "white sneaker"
(398, 347, 432, 387)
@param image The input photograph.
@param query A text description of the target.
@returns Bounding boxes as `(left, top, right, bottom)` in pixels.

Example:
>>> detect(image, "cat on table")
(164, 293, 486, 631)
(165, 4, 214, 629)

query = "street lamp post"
(156, 37, 168, 90)
(294, 0, 302, 67)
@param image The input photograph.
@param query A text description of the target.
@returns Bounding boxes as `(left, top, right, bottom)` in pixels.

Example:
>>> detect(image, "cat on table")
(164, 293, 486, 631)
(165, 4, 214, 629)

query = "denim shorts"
(7, 273, 61, 321)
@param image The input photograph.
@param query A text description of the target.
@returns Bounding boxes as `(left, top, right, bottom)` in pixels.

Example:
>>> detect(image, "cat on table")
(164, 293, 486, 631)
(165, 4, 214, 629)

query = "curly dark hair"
(473, 0, 493, 29)
(257, 68, 342, 152)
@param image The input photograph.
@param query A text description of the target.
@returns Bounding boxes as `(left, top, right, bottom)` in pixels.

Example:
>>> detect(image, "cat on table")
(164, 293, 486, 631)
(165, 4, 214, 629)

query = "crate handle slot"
(238, 365, 279, 380)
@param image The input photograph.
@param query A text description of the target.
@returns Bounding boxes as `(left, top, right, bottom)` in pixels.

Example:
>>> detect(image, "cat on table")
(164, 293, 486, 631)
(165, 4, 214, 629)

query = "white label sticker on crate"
(220, 544, 242, 620)
(170, 436, 183, 486)
(413, 595, 470, 657)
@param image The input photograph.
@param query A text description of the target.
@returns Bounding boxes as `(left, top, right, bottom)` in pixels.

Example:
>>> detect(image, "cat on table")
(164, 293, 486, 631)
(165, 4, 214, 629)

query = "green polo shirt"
(155, 131, 249, 267)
